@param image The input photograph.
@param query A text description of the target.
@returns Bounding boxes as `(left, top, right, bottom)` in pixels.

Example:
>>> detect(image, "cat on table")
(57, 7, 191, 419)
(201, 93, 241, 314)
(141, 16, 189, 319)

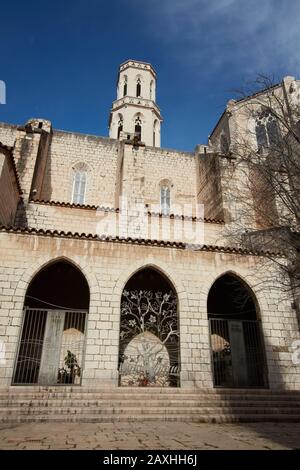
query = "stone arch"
(117, 113, 124, 139)
(116, 260, 185, 387)
(153, 119, 159, 146)
(133, 112, 144, 141)
(207, 269, 268, 388)
(15, 255, 98, 304)
(113, 258, 187, 314)
(204, 268, 268, 319)
(13, 256, 99, 384)
(13, 257, 96, 385)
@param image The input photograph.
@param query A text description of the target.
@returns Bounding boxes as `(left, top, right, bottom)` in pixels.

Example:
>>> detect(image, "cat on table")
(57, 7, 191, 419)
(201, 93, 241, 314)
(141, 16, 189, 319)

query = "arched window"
(255, 109, 280, 152)
(72, 171, 86, 204)
(160, 184, 171, 215)
(117, 114, 123, 139)
(153, 119, 159, 147)
(150, 80, 153, 100)
(123, 76, 128, 97)
(136, 78, 141, 97)
(134, 116, 142, 141)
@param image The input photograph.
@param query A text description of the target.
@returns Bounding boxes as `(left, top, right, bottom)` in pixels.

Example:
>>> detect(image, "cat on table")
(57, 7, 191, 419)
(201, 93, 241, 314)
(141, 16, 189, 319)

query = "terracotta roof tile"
(29, 200, 224, 223)
(0, 225, 281, 256)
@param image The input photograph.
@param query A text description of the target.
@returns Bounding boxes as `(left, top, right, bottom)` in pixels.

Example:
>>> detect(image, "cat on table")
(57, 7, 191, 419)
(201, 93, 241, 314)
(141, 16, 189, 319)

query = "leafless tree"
(221, 75, 300, 308)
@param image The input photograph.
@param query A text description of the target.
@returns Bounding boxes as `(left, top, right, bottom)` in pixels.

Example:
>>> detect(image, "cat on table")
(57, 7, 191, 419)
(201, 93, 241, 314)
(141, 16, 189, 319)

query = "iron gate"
(119, 289, 180, 387)
(13, 308, 88, 385)
(209, 318, 268, 388)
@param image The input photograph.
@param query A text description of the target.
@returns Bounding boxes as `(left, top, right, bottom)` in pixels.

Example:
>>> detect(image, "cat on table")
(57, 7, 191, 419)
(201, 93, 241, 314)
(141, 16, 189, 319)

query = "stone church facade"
(0, 60, 299, 392)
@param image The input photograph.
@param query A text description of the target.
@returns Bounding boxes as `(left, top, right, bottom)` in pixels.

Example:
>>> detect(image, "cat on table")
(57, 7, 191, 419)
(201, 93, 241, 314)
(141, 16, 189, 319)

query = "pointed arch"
(207, 271, 268, 388)
(118, 264, 181, 387)
(12, 257, 97, 386)
(133, 112, 144, 141)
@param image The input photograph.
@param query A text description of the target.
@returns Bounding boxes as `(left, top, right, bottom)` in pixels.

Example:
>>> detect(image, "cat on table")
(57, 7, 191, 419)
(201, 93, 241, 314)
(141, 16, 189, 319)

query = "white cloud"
(145, 0, 300, 77)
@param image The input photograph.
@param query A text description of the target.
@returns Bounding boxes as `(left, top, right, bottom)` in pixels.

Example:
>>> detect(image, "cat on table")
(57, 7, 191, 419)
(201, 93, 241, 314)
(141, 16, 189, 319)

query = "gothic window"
(134, 116, 142, 140)
(136, 78, 141, 97)
(117, 115, 123, 139)
(160, 184, 171, 215)
(150, 80, 153, 100)
(72, 171, 86, 204)
(123, 76, 128, 97)
(255, 109, 280, 152)
(153, 119, 158, 147)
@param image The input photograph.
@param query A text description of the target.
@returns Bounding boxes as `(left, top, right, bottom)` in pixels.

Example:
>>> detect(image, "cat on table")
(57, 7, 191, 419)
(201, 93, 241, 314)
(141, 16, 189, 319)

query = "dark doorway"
(13, 261, 89, 385)
(119, 268, 180, 387)
(207, 273, 268, 388)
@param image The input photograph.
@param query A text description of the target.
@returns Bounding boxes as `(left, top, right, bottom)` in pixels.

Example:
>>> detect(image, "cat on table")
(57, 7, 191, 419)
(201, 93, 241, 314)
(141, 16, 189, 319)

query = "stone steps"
(1, 400, 300, 407)
(1, 413, 300, 424)
(1, 387, 300, 423)
(2, 405, 300, 415)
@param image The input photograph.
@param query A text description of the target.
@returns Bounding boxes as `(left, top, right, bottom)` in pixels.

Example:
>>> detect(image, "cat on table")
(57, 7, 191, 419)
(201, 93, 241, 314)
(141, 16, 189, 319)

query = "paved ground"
(0, 422, 300, 450)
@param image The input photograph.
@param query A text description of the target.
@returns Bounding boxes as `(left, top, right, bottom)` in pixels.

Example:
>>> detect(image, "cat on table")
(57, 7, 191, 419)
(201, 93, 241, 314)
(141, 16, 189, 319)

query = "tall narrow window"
(150, 80, 153, 100)
(136, 78, 141, 97)
(135, 116, 142, 141)
(118, 115, 123, 139)
(123, 76, 128, 97)
(160, 185, 170, 215)
(153, 120, 158, 147)
(72, 171, 86, 204)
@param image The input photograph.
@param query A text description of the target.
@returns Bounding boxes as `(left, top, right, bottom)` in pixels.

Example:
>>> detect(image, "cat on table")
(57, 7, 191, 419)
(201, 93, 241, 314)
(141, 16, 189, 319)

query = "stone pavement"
(0, 422, 300, 450)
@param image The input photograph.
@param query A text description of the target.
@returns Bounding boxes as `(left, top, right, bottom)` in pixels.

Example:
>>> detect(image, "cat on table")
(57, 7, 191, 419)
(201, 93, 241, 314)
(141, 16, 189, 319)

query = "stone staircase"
(1, 387, 300, 423)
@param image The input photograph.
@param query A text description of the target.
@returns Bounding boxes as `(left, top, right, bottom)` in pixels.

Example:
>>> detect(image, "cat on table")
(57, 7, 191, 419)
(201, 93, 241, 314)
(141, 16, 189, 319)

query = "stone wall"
(40, 131, 121, 207)
(0, 230, 299, 390)
(0, 148, 20, 226)
(24, 202, 224, 245)
(0, 123, 18, 147)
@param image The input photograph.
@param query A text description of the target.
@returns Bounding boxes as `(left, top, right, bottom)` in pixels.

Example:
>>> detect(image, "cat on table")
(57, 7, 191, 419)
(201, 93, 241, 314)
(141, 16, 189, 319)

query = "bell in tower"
(109, 60, 163, 147)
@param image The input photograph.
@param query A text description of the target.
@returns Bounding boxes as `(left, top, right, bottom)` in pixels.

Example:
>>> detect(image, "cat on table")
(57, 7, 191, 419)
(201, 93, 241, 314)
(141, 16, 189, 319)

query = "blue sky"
(1, 0, 300, 151)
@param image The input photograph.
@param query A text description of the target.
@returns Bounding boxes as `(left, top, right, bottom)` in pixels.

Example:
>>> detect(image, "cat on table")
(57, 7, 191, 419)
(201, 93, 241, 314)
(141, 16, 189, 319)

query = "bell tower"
(109, 60, 163, 147)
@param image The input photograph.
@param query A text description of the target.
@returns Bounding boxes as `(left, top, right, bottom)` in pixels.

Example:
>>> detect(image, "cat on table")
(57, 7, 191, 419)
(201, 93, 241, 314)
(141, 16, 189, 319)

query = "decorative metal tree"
(119, 290, 179, 386)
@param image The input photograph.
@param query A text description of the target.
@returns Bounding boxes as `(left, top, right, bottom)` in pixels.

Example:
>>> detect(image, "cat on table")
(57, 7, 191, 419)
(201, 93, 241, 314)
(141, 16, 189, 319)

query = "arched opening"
(119, 267, 180, 387)
(160, 180, 171, 215)
(136, 78, 141, 97)
(207, 273, 268, 388)
(134, 115, 142, 141)
(123, 76, 128, 97)
(117, 114, 123, 139)
(13, 260, 90, 385)
(153, 119, 159, 147)
(150, 80, 153, 100)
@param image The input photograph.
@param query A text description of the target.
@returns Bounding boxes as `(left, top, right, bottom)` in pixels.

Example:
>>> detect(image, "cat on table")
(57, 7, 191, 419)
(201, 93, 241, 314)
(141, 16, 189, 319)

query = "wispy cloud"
(145, 0, 300, 78)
